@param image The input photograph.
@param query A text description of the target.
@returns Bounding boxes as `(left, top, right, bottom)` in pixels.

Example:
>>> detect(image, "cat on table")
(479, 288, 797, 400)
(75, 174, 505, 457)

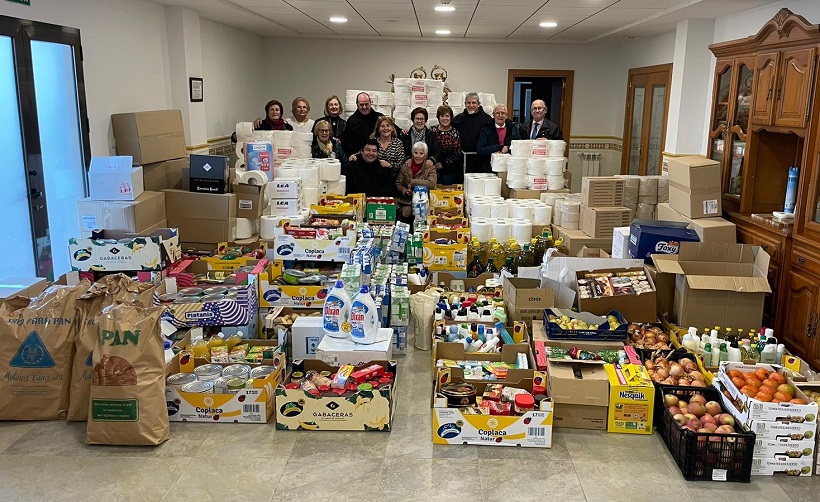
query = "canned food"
(178, 287, 204, 296)
(440, 382, 477, 408)
(250, 366, 276, 379)
(167, 372, 197, 388)
(201, 294, 226, 302)
(158, 292, 179, 302)
(222, 364, 251, 379)
(291, 371, 304, 383)
(213, 376, 232, 394)
(226, 377, 247, 393)
(174, 296, 201, 304)
(203, 286, 228, 295)
(194, 364, 223, 381)
(181, 380, 214, 393)
(283, 269, 307, 285)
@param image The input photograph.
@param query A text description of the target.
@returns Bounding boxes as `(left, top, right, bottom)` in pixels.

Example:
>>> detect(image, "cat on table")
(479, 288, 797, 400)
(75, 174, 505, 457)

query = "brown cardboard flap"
(677, 241, 752, 263)
(685, 275, 771, 293)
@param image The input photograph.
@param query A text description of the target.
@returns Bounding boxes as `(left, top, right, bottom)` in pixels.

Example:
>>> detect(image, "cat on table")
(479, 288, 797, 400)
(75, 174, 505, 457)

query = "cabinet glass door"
(726, 61, 753, 197)
(709, 62, 732, 166)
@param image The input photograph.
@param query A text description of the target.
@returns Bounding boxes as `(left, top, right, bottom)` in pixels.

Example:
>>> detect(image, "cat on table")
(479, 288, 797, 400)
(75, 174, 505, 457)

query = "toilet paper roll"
(492, 220, 512, 241)
(510, 140, 532, 157)
(490, 201, 509, 219)
(236, 169, 269, 186)
(276, 166, 298, 179)
(484, 177, 502, 196)
(527, 157, 547, 175)
(236, 218, 255, 240)
(561, 212, 580, 222)
(300, 165, 320, 189)
(532, 204, 553, 223)
(557, 200, 581, 213)
(326, 176, 346, 195)
(235, 141, 245, 158)
(235, 159, 246, 171)
(511, 219, 532, 243)
(542, 193, 564, 206)
(272, 130, 292, 147)
(510, 204, 533, 220)
(472, 220, 492, 243)
(471, 200, 492, 218)
(547, 140, 567, 157)
(466, 178, 485, 197)
(295, 132, 313, 144)
(303, 186, 320, 207)
(491, 153, 508, 172)
(548, 180, 565, 190)
(235, 123, 254, 139)
(528, 175, 548, 190)
(320, 160, 341, 181)
(507, 157, 528, 175)
(546, 157, 566, 175)
(260, 215, 286, 239)
(319, 181, 328, 194)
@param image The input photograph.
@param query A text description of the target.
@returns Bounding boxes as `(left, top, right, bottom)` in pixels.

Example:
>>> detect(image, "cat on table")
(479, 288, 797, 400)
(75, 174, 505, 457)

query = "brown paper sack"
(0, 280, 90, 420)
(69, 275, 155, 421)
(86, 303, 169, 446)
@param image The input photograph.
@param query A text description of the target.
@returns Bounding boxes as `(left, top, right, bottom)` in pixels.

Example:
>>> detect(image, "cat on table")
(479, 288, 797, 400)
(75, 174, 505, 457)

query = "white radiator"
(577, 152, 601, 177)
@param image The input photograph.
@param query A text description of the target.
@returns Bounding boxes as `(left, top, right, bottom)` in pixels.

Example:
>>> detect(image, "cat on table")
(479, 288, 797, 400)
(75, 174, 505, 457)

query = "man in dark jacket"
(341, 92, 384, 157)
(520, 99, 563, 140)
(453, 92, 492, 173)
(345, 138, 399, 198)
(476, 104, 520, 172)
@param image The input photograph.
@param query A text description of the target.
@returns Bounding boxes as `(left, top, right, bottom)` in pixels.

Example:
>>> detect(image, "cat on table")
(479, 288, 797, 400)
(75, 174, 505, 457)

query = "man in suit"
(521, 99, 563, 140)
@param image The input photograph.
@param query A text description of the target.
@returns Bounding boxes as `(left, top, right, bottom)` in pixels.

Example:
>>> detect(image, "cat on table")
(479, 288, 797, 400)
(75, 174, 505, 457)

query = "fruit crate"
(544, 309, 628, 341)
(643, 348, 708, 425)
(656, 385, 755, 482)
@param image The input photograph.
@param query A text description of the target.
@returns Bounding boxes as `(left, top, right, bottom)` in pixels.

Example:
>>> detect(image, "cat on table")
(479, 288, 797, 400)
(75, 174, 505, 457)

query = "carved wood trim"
(710, 9, 820, 58)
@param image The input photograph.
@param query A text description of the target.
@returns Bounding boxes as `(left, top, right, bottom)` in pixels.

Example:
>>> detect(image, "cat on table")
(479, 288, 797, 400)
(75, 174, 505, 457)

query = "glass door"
(621, 64, 673, 176)
(708, 60, 733, 168)
(727, 59, 754, 199)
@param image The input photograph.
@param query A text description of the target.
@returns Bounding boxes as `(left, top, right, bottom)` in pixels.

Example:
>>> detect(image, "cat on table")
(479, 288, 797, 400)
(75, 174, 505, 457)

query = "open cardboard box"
(199, 239, 268, 271)
(541, 252, 643, 310)
(575, 266, 657, 323)
(432, 336, 534, 379)
(652, 242, 771, 331)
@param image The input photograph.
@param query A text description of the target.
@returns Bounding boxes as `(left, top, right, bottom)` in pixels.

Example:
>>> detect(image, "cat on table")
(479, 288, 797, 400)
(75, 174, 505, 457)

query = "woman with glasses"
(318, 95, 347, 140)
(311, 120, 346, 163)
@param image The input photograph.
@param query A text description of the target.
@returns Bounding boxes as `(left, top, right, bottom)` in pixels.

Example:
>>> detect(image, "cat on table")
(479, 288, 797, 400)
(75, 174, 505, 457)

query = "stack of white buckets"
(492, 139, 567, 190)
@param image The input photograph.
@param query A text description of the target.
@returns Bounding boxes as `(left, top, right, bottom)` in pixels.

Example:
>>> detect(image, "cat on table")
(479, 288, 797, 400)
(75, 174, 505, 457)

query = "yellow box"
(429, 188, 464, 211)
(422, 242, 467, 271)
(258, 262, 332, 308)
(200, 239, 268, 271)
(605, 364, 654, 434)
(317, 193, 365, 220)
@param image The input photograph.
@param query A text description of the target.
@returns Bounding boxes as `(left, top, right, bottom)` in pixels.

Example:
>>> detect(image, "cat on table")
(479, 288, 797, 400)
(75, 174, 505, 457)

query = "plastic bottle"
(208, 332, 225, 348)
(718, 342, 729, 363)
(467, 251, 484, 278)
(485, 245, 501, 273)
(350, 285, 379, 344)
(493, 306, 507, 324)
(776, 343, 786, 366)
(784, 166, 800, 214)
(518, 243, 535, 269)
(683, 327, 700, 352)
(703, 343, 713, 367)
(728, 339, 742, 362)
(163, 340, 176, 365)
(324, 280, 353, 339)
(760, 338, 778, 364)
(226, 332, 244, 351)
(501, 256, 517, 276)
(495, 322, 515, 345)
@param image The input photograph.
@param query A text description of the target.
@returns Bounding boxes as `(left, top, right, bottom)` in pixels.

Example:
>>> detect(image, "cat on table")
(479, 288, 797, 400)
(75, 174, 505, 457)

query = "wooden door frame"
(507, 69, 574, 139)
(620, 63, 673, 175)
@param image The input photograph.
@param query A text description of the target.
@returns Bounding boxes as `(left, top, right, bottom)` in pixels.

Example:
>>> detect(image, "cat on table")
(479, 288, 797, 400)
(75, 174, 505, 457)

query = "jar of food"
(440, 383, 477, 408)
(514, 393, 535, 415)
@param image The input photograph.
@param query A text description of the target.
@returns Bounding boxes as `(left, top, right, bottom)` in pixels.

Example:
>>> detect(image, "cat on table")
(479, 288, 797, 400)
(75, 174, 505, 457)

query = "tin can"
(203, 286, 228, 295)
(213, 376, 232, 394)
(174, 296, 201, 304)
(201, 294, 226, 303)
(291, 371, 304, 383)
(178, 287, 204, 296)
(158, 292, 179, 303)
(194, 364, 223, 381)
(181, 380, 213, 393)
(226, 377, 247, 393)
(167, 372, 197, 388)
(440, 382, 477, 408)
(222, 364, 251, 379)
(250, 366, 276, 379)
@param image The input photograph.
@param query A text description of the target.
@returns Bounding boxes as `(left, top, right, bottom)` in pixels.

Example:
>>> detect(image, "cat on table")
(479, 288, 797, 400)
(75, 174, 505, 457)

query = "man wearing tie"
(521, 99, 563, 141)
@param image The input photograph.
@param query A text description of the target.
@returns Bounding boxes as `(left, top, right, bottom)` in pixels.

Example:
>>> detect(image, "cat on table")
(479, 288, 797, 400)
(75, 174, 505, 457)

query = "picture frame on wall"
(189, 77, 203, 102)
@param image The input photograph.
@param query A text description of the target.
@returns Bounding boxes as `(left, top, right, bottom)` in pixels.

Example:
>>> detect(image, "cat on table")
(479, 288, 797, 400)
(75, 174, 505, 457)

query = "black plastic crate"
(656, 385, 755, 482)
(643, 348, 704, 425)
(625, 323, 675, 359)
(544, 309, 628, 341)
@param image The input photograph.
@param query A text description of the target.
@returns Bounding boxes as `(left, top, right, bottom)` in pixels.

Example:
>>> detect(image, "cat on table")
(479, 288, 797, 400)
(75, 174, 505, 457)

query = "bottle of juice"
(208, 332, 226, 349)
(226, 332, 243, 351)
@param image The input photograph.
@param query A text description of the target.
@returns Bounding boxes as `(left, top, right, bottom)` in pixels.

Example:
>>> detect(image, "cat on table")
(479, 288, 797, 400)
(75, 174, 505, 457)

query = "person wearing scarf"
(318, 95, 347, 140)
(396, 141, 437, 223)
(254, 99, 293, 131)
(311, 120, 347, 170)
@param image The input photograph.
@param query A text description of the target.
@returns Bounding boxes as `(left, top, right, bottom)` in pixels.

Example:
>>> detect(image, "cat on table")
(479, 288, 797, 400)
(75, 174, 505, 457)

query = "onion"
(689, 371, 705, 382)
(690, 380, 707, 388)
(655, 367, 669, 380)
(683, 362, 698, 373)
(677, 379, 690, 387)
(645, 360, 655, 370)
(669, 364, 685, 378)
(661, 377, 676, 385)
(678, 358, 694, 367)
(657, 334, 670, 343)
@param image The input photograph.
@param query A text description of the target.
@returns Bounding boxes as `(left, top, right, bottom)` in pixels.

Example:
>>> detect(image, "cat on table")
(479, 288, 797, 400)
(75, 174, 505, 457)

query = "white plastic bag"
(409, 289, 440, 351)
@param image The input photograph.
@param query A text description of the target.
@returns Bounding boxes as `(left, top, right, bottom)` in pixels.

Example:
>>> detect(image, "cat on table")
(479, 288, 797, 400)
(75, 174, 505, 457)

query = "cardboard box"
(291, 316, 324, 359)
(716, 362, 818, 425)
(77, 191, 165, 233)
(628, 220, 700, 262)
(269, 178, 302, 199)
(575, 267, 657, 323)
(422, 229, 468, 271)
(172, 217, 236, 244)
(429, 187, 464, 211)
(433, 341, 535, 380)
(189, 154, 229, 194)
(576, 247, 610, 258)
(270, 233, 355, 263)
(656, 203, 736, 243)
(552, 225, 612, 256)
(165, 351, 284, 423)
(581, 177, 625, 207)
(503, 277, 553, 326)
(88, 157, 144, 201)
(752, 437, 815, 459)
(666, 156, 721, 219)
(112, 110, 186, 164)
(68, 228, 180, 272)
(233, 183, 265, 219)
(165, 189, 237, 244)
(547, 358, 610, 407)
(258, 262, 330, 308)
(605, 364, 654, 434)
(141, 158, 188, 192)
(276, 360, 397, 431)
(646, 264, 675, 319)
(366, 200, 397, 223)
(432, 371, 553, 447)
(0, 277, 48, 301)
(509, 188, 545, 200)
(316, 328, 393, 366)
(553, 404, 608, 430)
(744, 419, 817, 441)
(751, 456, 813, 476)
(540, 253, 644, 311)
(269, 198, 301, 217)
(611, 226, 631, 259)
(652, 242, 772, 331)
(580, 206, 632, 239)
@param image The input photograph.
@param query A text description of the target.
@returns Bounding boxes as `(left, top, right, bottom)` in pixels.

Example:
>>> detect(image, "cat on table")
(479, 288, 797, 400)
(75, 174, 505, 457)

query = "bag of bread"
(86, 303, 169, 445)
(0, 280, 90, 420)
(69, 274, 155, 421)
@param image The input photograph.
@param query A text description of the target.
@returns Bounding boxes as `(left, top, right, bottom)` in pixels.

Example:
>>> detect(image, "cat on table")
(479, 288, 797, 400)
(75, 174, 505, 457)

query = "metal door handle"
(799, 256, 807, 265)
(761, 244, 769, 251)
(767, 87, 773, 101)
(28, 170, 38, 176)
(808, 312, 815, 337)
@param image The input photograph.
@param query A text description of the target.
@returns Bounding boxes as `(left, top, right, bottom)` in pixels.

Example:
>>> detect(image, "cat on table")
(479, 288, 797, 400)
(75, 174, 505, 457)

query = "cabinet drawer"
(736, 228, 781, 263)
(791, 245, 820, 276)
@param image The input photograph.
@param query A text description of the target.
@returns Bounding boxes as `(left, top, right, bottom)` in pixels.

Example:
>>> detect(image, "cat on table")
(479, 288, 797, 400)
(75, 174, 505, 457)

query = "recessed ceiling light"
(329, 16, 348, 23)
(435, 29, 451, 35)
(435, 5, 456, 12)
(539, 21, 558, 28)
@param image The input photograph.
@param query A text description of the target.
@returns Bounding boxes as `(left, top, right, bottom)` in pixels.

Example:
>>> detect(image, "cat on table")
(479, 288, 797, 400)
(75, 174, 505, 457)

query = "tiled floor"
(1, 346, 819, 501)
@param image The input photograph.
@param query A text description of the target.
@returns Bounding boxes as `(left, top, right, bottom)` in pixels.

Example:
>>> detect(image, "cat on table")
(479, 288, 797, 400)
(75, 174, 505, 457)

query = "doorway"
(1, 15, 90, 279)
(507, 69, 573, 138)
(621, 64, 672, 175)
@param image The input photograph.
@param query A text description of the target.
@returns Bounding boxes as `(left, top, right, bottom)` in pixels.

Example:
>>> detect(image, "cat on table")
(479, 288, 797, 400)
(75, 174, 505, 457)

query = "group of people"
(246, 92, 563, 223)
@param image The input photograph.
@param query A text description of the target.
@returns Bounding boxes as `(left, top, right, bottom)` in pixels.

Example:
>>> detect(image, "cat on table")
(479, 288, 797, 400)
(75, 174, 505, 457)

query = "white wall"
(1, 0, 171, 156)
(200, 18, 266, 140)
(713, 0, 820, 43)
(263, 37, 629, 137)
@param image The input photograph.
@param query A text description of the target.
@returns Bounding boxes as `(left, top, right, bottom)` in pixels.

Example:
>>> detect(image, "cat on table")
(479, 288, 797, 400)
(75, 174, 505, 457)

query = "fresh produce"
(548, 314, 620, 331)
(645, 354, 707, 387)
(726, 368, 805, 404)
(627, 323, 671, 350)
(799, 388, 820, 405)
(663, 393, 740, 438)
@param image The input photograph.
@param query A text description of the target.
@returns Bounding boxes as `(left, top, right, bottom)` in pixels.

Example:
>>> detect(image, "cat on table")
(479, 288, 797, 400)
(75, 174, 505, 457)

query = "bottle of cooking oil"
(554, 237, 567, 255)
(485, 244, 501, 273)
(467, 242, 485, 278)
(482, 237, 498, 265)
(517, 243, 535, 269)
(533, 230, 549, 263)
(501, 255, 517, 275)
(508, 239, 521, 265)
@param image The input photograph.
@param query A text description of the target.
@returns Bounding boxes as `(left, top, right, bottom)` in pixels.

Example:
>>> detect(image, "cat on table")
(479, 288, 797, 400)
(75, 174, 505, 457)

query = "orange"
(769, 372, 786, 385)
(728, 369, 743, 379)
(761, 378, 779, 389)
(755, 368, 770, 381)
(731, 377, 746, 389)
(776, 384, 795, 397)
(755, 392, 773, 402)
(758, 385, 777, 396)
(773, 392, 791, 402)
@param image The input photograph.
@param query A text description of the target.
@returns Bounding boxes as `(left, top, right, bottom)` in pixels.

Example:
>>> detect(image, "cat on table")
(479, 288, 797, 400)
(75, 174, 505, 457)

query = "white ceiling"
(154, 0, 782, 43)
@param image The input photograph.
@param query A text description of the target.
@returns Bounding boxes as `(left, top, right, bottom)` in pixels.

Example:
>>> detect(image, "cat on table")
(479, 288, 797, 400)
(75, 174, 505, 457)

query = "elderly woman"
(318, 95, 347, 140)
(311, 119, 345, 161)
(396, 141, 437, 221)
(253, 99, 293, 131)
(399, 107, 440, 168)
(430, 104, 462, 185)
(286, 96, 315, 132)
(349, 116, 406, 177)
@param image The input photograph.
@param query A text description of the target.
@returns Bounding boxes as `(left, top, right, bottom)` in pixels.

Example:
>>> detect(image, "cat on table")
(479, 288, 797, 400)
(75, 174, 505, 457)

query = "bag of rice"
(68, 274, 155, 421)
(86, 303, 169, 445)
(0, 280, 90, 420)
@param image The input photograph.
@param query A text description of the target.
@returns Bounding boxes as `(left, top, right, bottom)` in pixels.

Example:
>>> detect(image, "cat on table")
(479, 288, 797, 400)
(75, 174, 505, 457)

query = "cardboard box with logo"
(366, 198, 397, 224)
(189, 154, 230, 194)
(77, 191, 165, 234)
(142, 158, 189, 192)
(656, 203, 736, 243)
(68, 228, 181, 272)
(605, 364, 655, 434)
(276, 360, 397, 431)
(233, 183, 265, 219)
(269, 232, 355, 263)
(628, 220, 700, 263)
(422, 228, 469, 271)
(432, 339, 534, 380)
(667, 156, 722, 219)
(164, 189, 237, 245)
(258, 261, 329, 308)
(503, 277, 553, 327)
(112, 110, 187, 165)
(652, 242, 772, 331)
(88, 156, 144, 201)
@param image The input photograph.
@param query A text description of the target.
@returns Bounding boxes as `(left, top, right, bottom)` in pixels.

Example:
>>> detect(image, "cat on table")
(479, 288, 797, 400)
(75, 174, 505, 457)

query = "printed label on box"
(81, 215, 98, 231)
(239, 200, 253, 210)
(704, 199, 719, 215)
